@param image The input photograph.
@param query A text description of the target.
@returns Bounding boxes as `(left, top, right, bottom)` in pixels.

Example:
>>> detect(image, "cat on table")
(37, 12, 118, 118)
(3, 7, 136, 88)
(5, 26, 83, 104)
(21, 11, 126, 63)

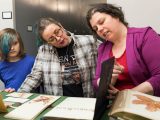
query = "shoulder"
(128, 27, 158, 36)
(38, 44, 53, 52)
(127, 27, 160, 43)
(0, 61, 5, 68)
(73, 34, 95, 45)
(98, 41, 111, 51)
(23, 54, 35, 63)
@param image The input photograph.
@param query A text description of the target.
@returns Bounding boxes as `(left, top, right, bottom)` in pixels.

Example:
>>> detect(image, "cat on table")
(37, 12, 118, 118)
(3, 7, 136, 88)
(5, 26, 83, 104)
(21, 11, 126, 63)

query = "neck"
(113, 24, 127, 47)
(7, 56, 21, 62)
(112, 25, 127, 58)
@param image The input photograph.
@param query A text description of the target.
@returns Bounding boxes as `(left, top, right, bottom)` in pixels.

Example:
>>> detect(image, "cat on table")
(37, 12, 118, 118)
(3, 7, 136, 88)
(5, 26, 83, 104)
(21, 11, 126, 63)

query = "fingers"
(114, 60, 124, 73)
(109, 84, 119, 92)
(106, 84, 119, 100)
(107, 103, 113, 108)
(111, 61, 124, 86)
(113, 64, 124, 73)
(4, 88, 15, 93)
(97, 78, 100, 86)
(106, 94, 116, 99)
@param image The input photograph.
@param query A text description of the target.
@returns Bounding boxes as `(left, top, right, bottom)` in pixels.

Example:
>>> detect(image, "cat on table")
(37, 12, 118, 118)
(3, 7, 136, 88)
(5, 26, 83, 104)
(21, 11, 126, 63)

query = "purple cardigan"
(93, 27, 160, 96)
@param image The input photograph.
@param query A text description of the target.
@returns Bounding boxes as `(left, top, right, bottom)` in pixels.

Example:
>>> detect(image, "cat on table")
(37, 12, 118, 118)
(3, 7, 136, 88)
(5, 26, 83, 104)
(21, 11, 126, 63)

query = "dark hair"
(0, 28, 25, 60)
(86, 3, 128, 35)
(34, 17, 62, 47)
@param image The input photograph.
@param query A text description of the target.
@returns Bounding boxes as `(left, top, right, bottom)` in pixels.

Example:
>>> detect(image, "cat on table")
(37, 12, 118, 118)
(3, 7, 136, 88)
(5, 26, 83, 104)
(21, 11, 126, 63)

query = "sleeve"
(18, 47, 44, 93)
(87, 35, 102, 85)
(141, 27, 160, 96)
(92, 44, 104, 91)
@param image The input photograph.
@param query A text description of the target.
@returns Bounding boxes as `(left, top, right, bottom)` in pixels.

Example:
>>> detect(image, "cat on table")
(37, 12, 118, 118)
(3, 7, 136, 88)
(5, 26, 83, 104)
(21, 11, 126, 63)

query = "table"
(0, 92, 109, 120)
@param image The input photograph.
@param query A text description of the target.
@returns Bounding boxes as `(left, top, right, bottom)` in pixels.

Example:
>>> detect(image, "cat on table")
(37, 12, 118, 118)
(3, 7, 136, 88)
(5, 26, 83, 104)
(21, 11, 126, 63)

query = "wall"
(14, 0, 106, 56)
(0, 0, 14, 90)
(0, 0, 14, 30)
(0, 0, 160, 44)
(108, 0, 160, 33)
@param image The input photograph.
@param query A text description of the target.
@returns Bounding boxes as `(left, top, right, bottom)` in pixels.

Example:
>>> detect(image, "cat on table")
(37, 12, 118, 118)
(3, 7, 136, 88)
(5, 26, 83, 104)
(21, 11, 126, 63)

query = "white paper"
(3, 97, 29, 103)
(6, 92, 33, 99)
(4, 95, 60, 120)
(44, 97, 96, 120)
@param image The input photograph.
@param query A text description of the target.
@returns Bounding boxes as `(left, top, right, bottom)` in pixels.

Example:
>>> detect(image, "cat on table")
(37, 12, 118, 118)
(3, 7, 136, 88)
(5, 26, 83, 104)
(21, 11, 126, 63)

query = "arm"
(132, 81, 153, 95)
(18, 47, 44, 93)
(132, 27, 160, 96)
(92, 44, 104, 90)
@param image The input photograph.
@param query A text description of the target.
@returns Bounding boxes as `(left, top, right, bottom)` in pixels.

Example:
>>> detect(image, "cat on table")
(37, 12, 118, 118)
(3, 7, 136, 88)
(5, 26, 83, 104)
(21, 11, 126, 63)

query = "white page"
(6, 92, 33, 99)
(5, 95, 60, 120)
(44, 97, 96, 120)
(3, 97, 29, 104)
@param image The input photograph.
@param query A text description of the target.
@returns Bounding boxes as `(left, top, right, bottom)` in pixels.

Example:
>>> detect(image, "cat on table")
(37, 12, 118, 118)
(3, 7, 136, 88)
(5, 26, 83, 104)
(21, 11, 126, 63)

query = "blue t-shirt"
(0, 54, 35, 91)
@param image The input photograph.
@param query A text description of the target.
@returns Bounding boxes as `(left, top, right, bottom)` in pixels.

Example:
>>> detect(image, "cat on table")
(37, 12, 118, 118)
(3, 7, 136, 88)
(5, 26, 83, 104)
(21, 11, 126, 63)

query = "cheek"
(17, 44, 21, 51)
(97, 31, 103, 37)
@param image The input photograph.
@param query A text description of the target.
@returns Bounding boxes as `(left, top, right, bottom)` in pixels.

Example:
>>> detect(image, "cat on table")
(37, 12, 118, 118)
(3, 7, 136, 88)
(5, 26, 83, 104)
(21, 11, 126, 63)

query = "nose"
(97, 25, 103, 33)
(10, 46, 14, 50)
(55, 36, 61, 42)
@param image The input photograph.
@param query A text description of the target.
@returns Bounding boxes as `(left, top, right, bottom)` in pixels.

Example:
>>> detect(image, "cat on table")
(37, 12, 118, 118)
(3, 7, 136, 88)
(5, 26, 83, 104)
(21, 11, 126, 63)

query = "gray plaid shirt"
(18, 33, 100, 97)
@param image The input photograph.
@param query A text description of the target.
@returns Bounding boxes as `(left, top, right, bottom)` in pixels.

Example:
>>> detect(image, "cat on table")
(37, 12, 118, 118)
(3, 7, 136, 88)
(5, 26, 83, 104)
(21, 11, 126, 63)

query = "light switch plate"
(27, 25, 32, 32)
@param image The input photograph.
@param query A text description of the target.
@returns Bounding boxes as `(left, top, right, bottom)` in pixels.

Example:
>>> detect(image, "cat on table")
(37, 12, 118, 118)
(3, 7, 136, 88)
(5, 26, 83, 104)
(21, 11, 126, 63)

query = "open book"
(4, 95, 60, 120)
(42, 97, 96, 120)
(109, 90, 160, 120)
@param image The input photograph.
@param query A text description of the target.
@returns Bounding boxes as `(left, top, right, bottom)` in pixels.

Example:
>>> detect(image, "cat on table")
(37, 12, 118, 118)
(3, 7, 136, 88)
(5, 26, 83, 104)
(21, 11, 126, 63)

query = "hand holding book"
(111, 60, 124, 86)
(109, 90, 160, 120)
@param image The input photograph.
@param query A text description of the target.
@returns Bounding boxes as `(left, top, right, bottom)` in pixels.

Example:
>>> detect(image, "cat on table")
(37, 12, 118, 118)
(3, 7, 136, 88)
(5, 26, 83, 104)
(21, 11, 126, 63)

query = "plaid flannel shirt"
(18, 33, 100, 97)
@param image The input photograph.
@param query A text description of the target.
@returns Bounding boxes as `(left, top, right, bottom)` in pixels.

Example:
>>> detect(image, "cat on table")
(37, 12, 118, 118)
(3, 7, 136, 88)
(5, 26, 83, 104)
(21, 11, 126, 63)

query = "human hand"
(107, 84, 119, 99)
(4, 88, 15, 93)
(106, 84, 119, 108)
(97, 78, 100, 86)
(111, 60, 124, 85)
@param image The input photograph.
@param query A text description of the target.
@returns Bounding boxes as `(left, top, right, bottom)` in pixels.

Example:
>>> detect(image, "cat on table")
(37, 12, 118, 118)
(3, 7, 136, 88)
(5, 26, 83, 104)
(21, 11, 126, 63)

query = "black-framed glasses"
(47, 28, 63, 43)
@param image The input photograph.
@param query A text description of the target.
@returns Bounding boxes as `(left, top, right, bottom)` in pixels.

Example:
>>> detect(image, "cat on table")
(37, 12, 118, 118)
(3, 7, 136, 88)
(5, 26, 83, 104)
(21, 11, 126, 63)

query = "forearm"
(132, 81, 153, 95)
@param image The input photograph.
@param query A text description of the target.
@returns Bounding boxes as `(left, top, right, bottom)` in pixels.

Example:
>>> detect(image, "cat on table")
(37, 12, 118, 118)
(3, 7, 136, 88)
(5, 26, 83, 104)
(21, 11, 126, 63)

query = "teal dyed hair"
(33, 23, 45, 47)
(0, 32, 16, 55)
(33, 17, 61, 47)
(0, 28, 25, 60)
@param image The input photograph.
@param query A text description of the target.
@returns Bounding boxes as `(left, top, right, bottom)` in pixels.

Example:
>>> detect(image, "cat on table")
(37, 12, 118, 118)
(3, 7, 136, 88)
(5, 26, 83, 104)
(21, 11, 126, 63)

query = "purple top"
(93, 27, 160, 96)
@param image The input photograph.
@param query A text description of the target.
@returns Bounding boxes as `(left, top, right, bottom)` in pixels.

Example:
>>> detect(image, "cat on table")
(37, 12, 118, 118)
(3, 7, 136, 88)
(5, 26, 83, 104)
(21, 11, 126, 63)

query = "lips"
(59, 39, 65, 45)
(9, 51, 16, 53)
(103, 31, 109, 38)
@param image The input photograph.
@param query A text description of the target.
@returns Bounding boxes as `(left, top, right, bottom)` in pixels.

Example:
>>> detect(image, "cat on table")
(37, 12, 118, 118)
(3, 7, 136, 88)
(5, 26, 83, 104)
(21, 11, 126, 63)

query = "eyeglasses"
(47, 28, 63, 43)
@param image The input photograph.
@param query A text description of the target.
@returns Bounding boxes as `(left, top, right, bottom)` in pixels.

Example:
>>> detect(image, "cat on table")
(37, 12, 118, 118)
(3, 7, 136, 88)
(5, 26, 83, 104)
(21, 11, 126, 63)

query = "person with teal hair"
(0, 28, 35, 92)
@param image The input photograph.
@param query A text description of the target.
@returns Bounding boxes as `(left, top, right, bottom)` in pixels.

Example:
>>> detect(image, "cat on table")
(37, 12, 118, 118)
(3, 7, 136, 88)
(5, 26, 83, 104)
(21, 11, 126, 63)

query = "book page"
(4, 95, 60, 120)
(126, 90, 160, 120)
(109, 90, 160, 120)
(43, 97, 96, 120)
(109, 90, 128, 115)
(3, 97, 29, 103)
(6, 92, 33, 98)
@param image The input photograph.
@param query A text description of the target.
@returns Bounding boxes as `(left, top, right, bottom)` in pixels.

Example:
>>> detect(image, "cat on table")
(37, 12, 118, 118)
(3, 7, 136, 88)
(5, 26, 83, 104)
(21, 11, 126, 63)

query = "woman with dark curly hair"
(86, 3, 160, 97)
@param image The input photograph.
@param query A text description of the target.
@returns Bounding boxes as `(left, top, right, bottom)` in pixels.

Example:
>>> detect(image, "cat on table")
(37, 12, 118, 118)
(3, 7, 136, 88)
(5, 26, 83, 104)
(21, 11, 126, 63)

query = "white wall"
(0, 0, 14, 90)
(108, 0, 160, 33)
(0, 0, 14, 30)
